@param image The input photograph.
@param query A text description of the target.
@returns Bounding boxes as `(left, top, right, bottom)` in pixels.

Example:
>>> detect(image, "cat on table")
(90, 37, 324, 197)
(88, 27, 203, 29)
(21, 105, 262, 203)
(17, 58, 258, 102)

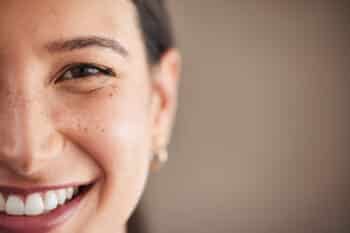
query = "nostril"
(0, 130, 64, 173)
(5, 158, 38, 178)
(0, 151, 47, 179)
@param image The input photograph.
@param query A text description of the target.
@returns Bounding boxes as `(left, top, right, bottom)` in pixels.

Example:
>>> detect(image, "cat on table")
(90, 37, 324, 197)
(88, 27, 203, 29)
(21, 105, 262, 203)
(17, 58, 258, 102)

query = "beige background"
(140, 1, 350, 233)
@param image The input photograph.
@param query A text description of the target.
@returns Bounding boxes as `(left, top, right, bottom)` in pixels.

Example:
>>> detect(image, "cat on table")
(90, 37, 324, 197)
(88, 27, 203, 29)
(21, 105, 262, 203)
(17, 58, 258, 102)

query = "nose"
(0, 87, 62, 176)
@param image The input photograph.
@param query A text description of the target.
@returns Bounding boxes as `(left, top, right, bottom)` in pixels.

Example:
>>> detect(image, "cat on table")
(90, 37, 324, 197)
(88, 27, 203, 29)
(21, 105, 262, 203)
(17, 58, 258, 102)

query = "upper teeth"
(0, 187, 79, 216)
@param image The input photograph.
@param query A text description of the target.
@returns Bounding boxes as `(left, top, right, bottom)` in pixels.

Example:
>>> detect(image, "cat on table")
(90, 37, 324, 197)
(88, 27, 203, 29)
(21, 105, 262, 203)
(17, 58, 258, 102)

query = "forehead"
(0, 0, 139, 51)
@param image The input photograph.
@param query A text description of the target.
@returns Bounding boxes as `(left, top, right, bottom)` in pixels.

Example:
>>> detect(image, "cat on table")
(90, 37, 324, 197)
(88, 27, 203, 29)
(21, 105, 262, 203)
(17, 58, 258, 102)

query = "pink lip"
(0, 182, 94, 233)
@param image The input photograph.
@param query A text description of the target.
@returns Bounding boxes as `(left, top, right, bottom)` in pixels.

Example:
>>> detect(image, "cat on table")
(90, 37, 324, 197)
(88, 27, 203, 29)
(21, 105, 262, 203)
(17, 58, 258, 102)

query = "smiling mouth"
(0, 183, 93, 216)
(0, 181, 96, 233)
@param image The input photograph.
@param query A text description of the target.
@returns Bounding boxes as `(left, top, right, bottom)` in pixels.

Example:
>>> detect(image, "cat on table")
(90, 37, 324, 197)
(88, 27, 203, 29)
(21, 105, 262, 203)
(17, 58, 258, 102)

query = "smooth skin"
(0, 0, 181, 232)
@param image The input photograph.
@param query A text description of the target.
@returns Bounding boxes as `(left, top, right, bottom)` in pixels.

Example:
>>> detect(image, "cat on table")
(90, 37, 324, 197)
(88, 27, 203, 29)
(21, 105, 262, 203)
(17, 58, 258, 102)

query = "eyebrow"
(45, 36, 129, 57)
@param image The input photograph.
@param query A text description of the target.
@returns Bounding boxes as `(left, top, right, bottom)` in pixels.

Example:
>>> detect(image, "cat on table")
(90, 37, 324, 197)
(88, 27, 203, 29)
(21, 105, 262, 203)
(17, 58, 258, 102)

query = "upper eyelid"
(61, 63, 114, 74)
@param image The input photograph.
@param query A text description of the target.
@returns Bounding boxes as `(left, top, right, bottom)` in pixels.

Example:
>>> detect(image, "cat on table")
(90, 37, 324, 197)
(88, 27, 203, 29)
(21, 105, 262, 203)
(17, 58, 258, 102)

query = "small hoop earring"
(150, 146, 168, 171)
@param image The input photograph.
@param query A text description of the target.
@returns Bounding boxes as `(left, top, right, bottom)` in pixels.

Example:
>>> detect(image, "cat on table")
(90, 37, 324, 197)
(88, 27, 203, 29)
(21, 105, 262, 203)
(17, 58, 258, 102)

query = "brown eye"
(57, 63, 115, 82)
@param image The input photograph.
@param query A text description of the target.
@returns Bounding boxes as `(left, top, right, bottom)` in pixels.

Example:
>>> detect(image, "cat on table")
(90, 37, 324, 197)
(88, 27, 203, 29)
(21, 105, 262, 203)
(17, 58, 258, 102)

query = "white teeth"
(0, 185, 81, 216)
(25, 193, 44, 216)
(44, 191, 58, 211)
(6, 195, 25, 215)
(66, 187, 74, 200)
(56, 189, 67, 205)
(0, 193, 5, 211)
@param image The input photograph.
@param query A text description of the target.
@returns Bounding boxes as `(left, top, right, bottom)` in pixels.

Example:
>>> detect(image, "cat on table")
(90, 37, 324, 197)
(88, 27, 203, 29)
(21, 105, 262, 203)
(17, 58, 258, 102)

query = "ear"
(150, 49, 181, 157)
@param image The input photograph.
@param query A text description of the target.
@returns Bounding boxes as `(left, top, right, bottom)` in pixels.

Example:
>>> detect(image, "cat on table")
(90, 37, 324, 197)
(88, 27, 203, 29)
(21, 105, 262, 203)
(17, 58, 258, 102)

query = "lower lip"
(0, 185, 93, 233)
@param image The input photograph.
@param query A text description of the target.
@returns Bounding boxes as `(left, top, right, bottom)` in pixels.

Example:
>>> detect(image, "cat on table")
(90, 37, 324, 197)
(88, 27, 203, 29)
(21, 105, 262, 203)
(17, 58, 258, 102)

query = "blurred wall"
(141, 1, 350, 233)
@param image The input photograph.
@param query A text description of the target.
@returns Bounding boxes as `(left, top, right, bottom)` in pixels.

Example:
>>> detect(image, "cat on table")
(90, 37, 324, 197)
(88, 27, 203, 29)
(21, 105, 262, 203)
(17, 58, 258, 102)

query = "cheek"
(51, 80, 152, 206)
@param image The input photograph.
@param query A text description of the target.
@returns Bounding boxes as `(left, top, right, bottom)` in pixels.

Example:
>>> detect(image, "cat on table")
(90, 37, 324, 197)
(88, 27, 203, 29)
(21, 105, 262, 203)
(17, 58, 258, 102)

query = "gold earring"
(150, 146, 168, 171)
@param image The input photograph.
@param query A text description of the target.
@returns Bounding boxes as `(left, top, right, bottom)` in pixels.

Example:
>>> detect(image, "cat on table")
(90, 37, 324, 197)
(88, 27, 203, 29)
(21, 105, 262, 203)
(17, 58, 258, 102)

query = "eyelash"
(55, 63, 116, 83)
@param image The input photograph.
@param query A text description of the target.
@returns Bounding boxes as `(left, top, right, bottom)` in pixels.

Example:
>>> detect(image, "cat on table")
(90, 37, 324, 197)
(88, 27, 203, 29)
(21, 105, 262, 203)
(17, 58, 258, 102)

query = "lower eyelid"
(56, 84, 106, 95)
(55, 75, 117, 93)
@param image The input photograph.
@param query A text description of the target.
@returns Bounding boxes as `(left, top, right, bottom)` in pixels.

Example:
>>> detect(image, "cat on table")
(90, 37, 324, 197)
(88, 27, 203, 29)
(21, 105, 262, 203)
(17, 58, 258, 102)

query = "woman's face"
(0, 1, 179, 233)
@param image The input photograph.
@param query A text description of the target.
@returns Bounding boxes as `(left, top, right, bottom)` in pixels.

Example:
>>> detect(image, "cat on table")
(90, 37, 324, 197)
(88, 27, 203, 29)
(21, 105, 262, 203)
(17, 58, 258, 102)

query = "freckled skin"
(0, 1, 180, 233)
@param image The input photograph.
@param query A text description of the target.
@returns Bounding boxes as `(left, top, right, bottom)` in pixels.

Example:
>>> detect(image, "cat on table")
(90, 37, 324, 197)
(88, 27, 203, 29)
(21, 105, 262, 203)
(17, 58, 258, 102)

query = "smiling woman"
(0, 1, 180, 233)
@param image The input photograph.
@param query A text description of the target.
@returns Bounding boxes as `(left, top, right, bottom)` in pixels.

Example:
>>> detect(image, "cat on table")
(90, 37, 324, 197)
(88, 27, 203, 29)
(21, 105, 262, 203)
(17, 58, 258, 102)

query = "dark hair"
(132, 0, 175, 64)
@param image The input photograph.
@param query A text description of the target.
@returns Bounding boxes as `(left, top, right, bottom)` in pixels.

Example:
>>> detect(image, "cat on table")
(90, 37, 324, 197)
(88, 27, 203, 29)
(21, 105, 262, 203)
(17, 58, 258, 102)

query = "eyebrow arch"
(45, 36, 129, 57)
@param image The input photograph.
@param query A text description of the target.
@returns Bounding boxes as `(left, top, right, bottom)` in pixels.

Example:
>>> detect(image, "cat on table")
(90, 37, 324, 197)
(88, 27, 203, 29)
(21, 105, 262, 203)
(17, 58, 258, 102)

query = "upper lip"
(0, 181, 94, 195)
